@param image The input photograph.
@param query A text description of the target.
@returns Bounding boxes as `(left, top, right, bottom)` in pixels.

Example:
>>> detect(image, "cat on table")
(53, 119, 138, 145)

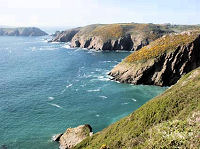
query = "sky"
(0, 0, 199, 27)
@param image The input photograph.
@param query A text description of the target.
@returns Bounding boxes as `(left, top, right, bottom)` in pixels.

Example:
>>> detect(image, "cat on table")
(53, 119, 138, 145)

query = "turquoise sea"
(0, 36, 167, 149)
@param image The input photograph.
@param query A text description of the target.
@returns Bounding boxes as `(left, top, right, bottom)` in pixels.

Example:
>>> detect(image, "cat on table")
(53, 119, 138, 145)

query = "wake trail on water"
(48, 103, 63, 109)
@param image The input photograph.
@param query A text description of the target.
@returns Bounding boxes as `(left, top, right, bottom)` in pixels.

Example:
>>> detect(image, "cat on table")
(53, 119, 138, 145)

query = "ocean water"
(0, 36, 167, 149)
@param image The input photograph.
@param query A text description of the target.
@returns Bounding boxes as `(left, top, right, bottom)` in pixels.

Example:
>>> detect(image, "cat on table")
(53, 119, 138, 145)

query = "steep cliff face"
(70, 23, 173, 51)
(50, 27, 81, 42)
(52, 23, 200, 51)
(0, 27, 48, 36)
(74, 67, 200, 149)
(109, 31, 200, 86)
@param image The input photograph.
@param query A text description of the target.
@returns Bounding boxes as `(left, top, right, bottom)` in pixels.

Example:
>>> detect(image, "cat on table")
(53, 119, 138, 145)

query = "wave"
(48, 97, 54, 100)
(48, 103, 63, 109)
(131, 98, 137, 102)
(66, 84, 73, 88)
(99, 96, 107, 99)
(96, 114, 100, 117)
(87, 89, 100, 92)
(121, 102, 129, 105)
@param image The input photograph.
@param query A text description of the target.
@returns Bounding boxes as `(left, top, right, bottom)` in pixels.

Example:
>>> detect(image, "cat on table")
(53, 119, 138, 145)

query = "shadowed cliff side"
(109, 30, 200, 86)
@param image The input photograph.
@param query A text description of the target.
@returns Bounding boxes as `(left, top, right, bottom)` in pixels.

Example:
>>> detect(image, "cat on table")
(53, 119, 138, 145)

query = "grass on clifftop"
(74, 23, 200, 43)
(74, 67, 200, 149)
(124, 30, 200, 63)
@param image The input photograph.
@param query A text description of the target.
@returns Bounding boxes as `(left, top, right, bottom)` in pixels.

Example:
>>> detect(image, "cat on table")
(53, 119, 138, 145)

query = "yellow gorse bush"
(124, 31, 200, 63)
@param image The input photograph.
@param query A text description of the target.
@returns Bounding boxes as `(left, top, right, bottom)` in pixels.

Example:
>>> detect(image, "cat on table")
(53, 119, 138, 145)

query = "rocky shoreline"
(50, 23, 200, 51)
(50, 27, 200, 149)
(109, 31, 200, 86)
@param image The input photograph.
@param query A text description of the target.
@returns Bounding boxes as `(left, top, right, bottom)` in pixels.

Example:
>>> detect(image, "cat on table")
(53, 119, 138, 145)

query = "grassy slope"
(74, 23, 200, 42)
(75, 68, 200, 149)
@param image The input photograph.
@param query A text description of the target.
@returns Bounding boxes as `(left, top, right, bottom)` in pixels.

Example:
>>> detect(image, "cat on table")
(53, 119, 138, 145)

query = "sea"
(0, 34, 167, 149)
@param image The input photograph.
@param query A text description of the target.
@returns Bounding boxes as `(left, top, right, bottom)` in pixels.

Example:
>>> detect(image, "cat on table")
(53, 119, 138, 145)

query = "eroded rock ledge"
(109, 31, 200, 86)
(53, 124, 93, 149)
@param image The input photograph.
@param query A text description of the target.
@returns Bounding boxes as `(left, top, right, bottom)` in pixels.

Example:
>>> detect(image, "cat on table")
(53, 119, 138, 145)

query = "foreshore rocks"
(109, 31, 200, 86)
(0, 27, 48, 36)
(53, 124, 93, 149)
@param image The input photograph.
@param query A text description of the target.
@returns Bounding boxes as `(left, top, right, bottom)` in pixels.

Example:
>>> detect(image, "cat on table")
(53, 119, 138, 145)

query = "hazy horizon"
(0, 0, 199, 27)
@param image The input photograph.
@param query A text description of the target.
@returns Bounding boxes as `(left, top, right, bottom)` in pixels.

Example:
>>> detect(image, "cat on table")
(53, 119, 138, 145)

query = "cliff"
(0, 27, 48, 36)
(52, 23, 200, 51)
(74, 67, 200, 149)
(109, 30, 200, 86)
(50, 27, 81, 42)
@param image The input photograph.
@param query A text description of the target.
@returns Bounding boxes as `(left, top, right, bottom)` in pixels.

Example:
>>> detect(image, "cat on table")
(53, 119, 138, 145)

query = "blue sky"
(0, 0, 199, 27)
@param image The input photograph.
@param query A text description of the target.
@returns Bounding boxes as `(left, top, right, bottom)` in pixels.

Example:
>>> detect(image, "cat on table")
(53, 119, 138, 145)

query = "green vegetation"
(124, 30, 200, 63)
(74, 23, 200, 43)
(74, 67, 200, 149)
(92, 24, 124, 41)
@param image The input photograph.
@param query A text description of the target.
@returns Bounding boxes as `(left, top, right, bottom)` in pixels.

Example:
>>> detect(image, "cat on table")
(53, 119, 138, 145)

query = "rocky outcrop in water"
(0, 27, 48, 36)
(50, 28, 81, 42)
(53, 124, 93, 149)
(109, 31, 200, 86)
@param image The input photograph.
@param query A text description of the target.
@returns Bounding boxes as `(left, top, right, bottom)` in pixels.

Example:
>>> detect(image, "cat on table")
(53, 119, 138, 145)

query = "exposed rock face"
(71, 34, 134, 51)
(50, 28, 81, 42)
(109, 31, 200, 86)
(0, 27, 48, 36)
(51, 23, 200, 51)
(70, 24, 173, 51)
(53, 124, 93, 149)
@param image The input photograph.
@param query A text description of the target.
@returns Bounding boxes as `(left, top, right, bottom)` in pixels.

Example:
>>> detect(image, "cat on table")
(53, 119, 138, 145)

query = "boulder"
(53, 124, 93, 149)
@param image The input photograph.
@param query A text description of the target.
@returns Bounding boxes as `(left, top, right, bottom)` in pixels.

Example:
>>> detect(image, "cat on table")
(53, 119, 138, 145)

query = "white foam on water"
(99, 96, 108, 99)
(61, 89, 66, 94)
(48, 97, 54, 100)
(121, 102, 129, 105)
(87, 89, 100, 92)
(62, 44, 70, 49)
(131, 98, 137, 102)
(66, 84, 73, 88)
(48, 103, 63, 109)
(80, 84, 86, 87)
(96, 114, 100, 117)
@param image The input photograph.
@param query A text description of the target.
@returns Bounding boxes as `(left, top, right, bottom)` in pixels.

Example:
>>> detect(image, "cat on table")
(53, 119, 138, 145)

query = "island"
(0, 27, 48, 36)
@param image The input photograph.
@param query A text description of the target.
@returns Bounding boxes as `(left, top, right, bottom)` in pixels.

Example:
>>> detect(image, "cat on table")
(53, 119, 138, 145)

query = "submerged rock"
(109, 30, 200, 86)
(53, 124, 93, 149)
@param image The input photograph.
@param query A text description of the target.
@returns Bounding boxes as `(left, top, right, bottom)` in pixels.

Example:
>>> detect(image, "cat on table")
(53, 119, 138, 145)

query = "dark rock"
(50, 28, 81, 42)
(52, 133, 63, 142)
(109, 31, 200, 86)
